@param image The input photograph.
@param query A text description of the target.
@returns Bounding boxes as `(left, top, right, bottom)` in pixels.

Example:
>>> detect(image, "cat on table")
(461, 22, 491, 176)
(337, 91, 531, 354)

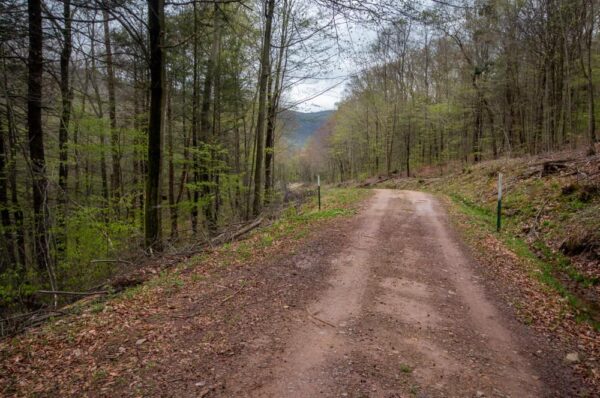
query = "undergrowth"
(113, 187, 371, 305)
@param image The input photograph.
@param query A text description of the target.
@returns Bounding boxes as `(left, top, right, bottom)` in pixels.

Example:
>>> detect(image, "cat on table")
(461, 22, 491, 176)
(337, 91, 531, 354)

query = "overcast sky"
(286, 17, 377, 113)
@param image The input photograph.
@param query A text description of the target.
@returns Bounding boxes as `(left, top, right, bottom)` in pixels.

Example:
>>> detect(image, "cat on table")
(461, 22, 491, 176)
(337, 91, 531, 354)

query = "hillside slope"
(382, 151, 600, 316)
(282, 110, 334, 147)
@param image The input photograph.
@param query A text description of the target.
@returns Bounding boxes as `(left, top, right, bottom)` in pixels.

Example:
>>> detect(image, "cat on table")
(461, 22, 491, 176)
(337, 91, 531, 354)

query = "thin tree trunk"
(167, 79, 177, 239)
(0, 109, 16, 271)
(90, 28, 109, 209)
(190, 1, 199, 233)
(103, 8, 121, 203)
(198, 3, 220, 231)
(57, 0, 72, 254)
(581, 0, 597, 151)
(265, 0, 290, 203)
(1, 47, 25, 268)
(252, 0, 275, 216)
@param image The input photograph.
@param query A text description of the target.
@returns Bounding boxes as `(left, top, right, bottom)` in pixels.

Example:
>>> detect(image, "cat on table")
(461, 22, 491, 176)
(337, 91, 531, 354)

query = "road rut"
(254, 189, 546, 397)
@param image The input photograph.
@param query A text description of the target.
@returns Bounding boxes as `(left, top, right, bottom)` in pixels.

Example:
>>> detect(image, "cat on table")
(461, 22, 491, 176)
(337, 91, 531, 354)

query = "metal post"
(497, 172, 503, 232)
(317, 174, 321, 211)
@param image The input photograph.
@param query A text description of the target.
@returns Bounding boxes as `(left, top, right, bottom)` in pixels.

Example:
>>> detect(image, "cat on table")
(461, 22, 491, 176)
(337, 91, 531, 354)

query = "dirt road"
(4, 189, 574, 397)
(243, 190, 563, 397)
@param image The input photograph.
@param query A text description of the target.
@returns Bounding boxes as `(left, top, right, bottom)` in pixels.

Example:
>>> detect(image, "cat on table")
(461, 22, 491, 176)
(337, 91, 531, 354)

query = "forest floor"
(0, 183, 596, 396)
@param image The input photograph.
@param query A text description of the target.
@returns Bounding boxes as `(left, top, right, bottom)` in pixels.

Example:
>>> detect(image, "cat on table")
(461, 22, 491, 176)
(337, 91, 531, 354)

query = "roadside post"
(317, 175, 321, 211)
(497, 172, 503, 232)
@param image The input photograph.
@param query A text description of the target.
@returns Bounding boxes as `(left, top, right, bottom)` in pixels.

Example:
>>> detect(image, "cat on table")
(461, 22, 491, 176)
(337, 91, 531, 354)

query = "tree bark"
(253, 0, 275, 216)
(103, 8, 121, 202)
(167, 79, 177, 239)
(2, 55, 25, 267)
(145, 0, 165, 250)
(90, 24, 109, 208)
(190, 1, 199, 233)
(265, 0, 291, 203)
(28, 0, 52, 276)
(581, 0, 597, 151)
(57, 0, 72, 254)
(0, 109, 16, 271)
(198, 3, 220, 231)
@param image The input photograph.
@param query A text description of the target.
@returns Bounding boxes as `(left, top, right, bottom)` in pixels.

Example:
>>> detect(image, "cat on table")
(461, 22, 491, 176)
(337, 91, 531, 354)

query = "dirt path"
(243, 190, 560, 397)
(3, 189, 575, 397)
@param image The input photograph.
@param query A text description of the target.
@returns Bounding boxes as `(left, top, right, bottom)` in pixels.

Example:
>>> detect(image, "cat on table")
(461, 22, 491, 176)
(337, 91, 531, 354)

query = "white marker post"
(317, 175, 321, 211)
(497, 172, 503, 232)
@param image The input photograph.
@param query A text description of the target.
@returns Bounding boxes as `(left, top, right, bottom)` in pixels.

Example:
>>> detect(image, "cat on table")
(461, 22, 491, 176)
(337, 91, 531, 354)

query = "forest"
(0, 0, 599, 317)
(300, 0, 600, 182)
(0, 0, 337, 313)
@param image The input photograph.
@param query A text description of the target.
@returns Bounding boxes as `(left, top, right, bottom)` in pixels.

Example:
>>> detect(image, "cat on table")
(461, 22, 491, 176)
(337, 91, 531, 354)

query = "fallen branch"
(211, 217, 263, 246)
(306, 308, 337, 328)
(220, 287, 244, 303)
(91, 259, 133, 265)
(35, 290, 109, 296)
(528, 198, 550, 239)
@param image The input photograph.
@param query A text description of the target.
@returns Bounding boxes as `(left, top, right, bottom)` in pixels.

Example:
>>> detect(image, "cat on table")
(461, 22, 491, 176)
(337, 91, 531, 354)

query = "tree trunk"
(167, 79, 177, 239)
(145, 0, 164, 250)
(0, 109, 16, 271)
(264, 0, 290, 203)
(57, 0, 72, 254)
(28, 0, 53, 285)
(103, 8, 121, 202)
(252, 0, 275, 216)
(582, 0, 597, 150)
(1, 48, 25, 268)
(190, 1, 199, 233)
(90, 24, 109, 208)
(198, 3, 220, 231)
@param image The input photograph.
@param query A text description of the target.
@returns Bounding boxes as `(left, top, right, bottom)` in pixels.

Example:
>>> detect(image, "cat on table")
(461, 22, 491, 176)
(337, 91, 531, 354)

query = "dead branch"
(35, 290, 109, 296)
(220, 287, 244, 303)
(306, 308, 337, 328)
(211, 217, 263, 246)
(91, 259, 134, 265)
(527, 198, 550, 239)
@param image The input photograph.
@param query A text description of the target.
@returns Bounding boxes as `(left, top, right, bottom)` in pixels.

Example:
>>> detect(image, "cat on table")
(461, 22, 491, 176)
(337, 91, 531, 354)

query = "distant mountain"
(282, 110, 334, 147)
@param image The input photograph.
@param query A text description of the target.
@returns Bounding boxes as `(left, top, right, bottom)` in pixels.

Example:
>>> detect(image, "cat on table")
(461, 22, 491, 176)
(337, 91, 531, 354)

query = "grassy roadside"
(380, 156, 600, 329)
(447, 194, 598, 328)
(441, 191, 599, 391)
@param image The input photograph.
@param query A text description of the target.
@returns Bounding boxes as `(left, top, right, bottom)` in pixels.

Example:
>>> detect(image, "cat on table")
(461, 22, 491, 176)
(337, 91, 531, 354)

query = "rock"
(195, 381, 207, 387)
(135, 338, 147, 345)
(476, 391, 485, 397)
(565, 352, 580, 363)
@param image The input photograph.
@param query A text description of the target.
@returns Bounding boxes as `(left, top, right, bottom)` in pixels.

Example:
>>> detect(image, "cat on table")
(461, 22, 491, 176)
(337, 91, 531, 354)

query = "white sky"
(287, 18, 377, 112)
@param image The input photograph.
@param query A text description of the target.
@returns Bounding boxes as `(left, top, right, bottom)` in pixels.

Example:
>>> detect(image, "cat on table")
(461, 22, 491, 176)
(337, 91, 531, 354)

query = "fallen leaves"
(1, 191, 367, 397)
(448, 201, 600, 392)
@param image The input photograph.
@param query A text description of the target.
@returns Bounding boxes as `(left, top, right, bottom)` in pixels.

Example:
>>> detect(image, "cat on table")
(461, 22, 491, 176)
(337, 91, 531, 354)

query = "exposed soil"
(228, 190, 575, 397)
(2, 189, 580, 397)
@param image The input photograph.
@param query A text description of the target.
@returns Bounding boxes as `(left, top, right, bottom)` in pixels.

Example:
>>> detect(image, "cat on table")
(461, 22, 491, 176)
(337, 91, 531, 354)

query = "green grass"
(384, 157, 599, 329)
(23, 186, 372, 344)
(399, 363, 413, 373)
(74, 188, 372, 311)
(449, 193, 599, 330)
